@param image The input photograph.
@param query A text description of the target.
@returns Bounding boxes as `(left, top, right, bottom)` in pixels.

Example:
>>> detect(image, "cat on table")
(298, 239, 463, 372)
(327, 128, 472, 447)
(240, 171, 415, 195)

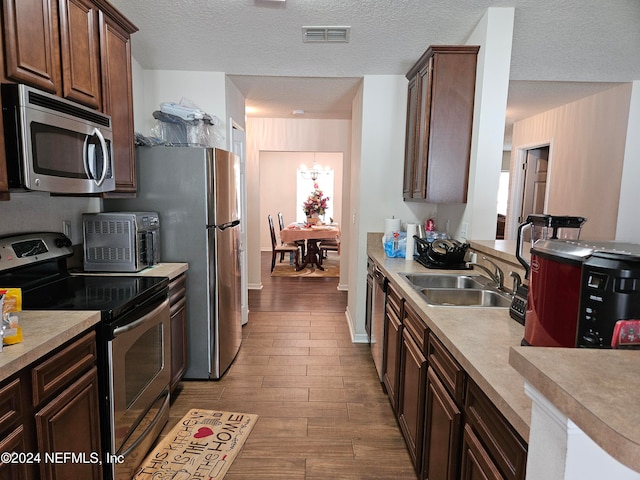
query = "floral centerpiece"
(302, 183, 329, 223)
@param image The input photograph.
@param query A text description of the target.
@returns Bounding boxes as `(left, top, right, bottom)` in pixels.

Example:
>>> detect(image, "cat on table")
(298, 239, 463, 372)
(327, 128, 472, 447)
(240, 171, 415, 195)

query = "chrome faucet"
(466, 257, 505, 290)
(509, 271, 522, 294)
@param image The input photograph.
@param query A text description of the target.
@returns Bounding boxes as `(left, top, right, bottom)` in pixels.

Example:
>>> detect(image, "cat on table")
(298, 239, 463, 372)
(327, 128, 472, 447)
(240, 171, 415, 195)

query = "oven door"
(107, 297, 171, 479)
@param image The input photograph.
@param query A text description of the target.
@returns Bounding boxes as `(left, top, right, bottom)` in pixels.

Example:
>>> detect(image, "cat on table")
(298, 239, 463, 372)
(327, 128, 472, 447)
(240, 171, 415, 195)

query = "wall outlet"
(62, 220, 71, 239)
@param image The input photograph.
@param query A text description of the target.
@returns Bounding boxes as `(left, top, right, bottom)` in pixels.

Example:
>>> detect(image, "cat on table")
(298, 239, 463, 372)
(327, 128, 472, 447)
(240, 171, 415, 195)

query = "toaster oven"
(83, 212, 160, 272)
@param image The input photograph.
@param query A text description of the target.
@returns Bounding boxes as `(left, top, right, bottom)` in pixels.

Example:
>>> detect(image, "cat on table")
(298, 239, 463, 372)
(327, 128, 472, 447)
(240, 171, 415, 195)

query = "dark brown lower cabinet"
(398, 327, 427, 473)
(0, 330, 102, 480)
(422, 367, 462, 480)
(169, 272, 188, 393)
(35, 367, 102, 480)
(460, 424, 504, 480)
(463, 380, 527, 480)
(382, 304, 402, 413)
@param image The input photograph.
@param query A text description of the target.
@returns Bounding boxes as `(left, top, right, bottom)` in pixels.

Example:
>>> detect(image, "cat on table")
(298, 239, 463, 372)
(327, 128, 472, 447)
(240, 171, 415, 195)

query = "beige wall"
(508, 83, 633, 241)
(259, 151, 343, 251)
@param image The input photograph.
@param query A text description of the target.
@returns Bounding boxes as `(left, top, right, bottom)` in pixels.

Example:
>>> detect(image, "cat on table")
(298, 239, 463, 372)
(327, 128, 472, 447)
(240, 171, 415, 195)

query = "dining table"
(280, 223, 340, 271)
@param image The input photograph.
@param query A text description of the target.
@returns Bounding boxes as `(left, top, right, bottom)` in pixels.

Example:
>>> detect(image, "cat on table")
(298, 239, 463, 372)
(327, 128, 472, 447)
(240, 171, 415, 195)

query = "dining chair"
(268, 214, 299, 272)
(319, 236, 340, 264)
(277, 211, 305, 260)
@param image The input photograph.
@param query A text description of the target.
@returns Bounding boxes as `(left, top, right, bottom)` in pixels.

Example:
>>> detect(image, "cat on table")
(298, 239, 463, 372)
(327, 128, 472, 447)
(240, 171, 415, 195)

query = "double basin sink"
(399, 272, 512, 308)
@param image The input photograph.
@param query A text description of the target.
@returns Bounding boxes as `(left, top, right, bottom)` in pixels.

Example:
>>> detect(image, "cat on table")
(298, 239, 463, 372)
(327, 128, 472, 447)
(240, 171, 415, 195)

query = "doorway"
(506, 144, 551, 239)
(520, 146, 549, 223)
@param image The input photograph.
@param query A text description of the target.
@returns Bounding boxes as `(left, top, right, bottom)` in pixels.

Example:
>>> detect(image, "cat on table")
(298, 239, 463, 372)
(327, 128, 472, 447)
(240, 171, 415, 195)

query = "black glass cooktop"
(22, 275, 169, 322)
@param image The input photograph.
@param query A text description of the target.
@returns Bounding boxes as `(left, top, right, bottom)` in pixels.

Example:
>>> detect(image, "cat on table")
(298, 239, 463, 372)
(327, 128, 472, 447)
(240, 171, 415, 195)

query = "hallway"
(165, 252, 416, 479)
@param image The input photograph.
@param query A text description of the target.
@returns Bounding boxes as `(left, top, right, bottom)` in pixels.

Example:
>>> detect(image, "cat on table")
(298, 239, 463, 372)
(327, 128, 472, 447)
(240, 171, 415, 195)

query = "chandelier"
(299, 161, 331, 181)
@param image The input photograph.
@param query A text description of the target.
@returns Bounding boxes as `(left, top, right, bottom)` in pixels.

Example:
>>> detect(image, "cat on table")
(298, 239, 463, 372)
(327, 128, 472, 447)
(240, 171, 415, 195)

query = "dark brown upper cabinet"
(403, 45, 479, 203)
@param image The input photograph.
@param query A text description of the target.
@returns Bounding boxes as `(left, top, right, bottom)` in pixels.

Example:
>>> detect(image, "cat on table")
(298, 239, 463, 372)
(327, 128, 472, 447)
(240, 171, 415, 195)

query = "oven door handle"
(117, 389, 170, 457)
(112, 298, 169, 337)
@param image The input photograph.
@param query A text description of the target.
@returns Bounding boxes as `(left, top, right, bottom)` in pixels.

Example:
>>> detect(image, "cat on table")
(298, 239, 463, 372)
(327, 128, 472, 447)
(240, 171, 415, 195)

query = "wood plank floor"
(163, 252, 417, 479)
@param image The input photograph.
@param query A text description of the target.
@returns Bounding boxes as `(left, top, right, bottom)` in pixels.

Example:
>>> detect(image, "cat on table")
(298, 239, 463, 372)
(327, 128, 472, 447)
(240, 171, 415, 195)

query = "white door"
(520, 146, 549, 222)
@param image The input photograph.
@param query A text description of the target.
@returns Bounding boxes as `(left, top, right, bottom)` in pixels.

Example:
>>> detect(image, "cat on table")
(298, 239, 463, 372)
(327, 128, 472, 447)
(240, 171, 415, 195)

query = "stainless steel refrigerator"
(106, 146, 242, 379)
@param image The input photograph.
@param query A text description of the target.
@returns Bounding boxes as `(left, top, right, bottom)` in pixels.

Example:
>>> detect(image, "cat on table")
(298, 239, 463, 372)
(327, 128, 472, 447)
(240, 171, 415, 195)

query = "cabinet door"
(99, 11, 136, 194)
(35, 367, 102, 480)
(403, 74, 419, 199)
(58, 0, 102, 108)
(382, 306, 402, 413)
(423, 367, 462, 480)
(170, 295, 188, 392)
(412, 58, 433, 199)
(0, 426, 30, 480)
(460, 424, 504, 480)
(2, 0, 61, 94)
(398, 328, 427, 473)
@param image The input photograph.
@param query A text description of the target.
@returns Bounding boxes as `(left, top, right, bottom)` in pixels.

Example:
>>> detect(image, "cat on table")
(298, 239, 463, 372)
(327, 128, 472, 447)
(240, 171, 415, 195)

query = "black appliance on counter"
(414, 236, 471, 269)
(523, 238, 640, 349)
(0, 232, 170, 480)
(577, 249, 640, 348)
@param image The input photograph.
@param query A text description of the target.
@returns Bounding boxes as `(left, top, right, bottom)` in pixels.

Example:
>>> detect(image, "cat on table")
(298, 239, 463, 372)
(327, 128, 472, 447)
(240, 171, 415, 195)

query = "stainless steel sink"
(419, 288, 512, 308)
(400, 273, 492, 289)
(399, 272, 511, 308)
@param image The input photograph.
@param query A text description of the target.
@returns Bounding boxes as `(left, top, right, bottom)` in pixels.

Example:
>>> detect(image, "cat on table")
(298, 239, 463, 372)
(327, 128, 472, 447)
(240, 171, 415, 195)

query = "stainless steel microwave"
(1, 83, 115, 194)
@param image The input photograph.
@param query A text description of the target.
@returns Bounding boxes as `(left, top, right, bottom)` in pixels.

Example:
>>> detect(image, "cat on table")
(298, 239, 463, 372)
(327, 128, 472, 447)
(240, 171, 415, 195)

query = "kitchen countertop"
(370, 233, 640, 473)
(509, 346, 640, 472)
(368, 233, 531, 441)
(74, 262, 189, 280)
(0, 310, 101, 381)
(0, 263, 189, 383)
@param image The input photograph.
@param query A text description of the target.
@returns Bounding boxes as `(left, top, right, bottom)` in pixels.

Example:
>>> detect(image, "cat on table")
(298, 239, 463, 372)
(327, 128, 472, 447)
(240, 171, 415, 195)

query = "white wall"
(245, 117, 352, 290)
(438, 7, 515, 242)
(615, 81, 640, 242)
(346, 75, 436, 340)
(508, 83, 632, 241)
(138, 70, 228, 147)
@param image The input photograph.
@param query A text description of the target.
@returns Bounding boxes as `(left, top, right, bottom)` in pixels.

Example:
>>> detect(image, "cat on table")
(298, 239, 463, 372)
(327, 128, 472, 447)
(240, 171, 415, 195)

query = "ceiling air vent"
(302, 26, 351, 43)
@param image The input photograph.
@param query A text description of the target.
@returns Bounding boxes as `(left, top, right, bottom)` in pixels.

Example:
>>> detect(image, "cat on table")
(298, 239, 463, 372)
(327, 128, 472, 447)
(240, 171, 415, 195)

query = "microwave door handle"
(93, 127, 108, 187)
(82, 135, 93, 180)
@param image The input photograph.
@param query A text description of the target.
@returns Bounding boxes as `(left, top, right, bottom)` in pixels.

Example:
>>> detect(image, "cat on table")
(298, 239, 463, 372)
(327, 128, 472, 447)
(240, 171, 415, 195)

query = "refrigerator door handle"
(211, 220, 240, 231)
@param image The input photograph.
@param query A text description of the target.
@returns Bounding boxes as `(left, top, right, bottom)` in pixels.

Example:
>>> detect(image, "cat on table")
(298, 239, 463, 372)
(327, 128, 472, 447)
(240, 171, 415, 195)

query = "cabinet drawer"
(428, 333, 466, 406)
(168, 272, 187, 305)
(404, 303, 427, 352)
(0, 378, 23, 435)
(32, 331, 97, 407)
(386, 282, 403, 318)
(465, 380, 527, 480)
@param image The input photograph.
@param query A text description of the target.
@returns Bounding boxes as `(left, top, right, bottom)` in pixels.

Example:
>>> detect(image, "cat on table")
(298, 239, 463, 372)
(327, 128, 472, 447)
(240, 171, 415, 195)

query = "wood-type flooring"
(163, 252, 417, 479)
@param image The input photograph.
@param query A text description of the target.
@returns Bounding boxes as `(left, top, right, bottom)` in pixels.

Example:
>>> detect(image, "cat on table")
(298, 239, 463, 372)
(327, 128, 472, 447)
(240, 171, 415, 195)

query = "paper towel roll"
(405, 223, 417, 259)
(384, 218, 401, 239)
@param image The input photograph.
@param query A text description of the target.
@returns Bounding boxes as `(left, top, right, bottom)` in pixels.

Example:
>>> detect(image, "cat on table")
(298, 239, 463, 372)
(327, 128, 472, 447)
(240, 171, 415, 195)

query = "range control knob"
(55, 236, 72, 248)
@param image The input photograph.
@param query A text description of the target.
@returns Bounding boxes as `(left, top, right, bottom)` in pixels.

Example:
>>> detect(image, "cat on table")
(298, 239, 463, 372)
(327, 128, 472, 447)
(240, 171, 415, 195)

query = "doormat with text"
(133, 409, 259, 480)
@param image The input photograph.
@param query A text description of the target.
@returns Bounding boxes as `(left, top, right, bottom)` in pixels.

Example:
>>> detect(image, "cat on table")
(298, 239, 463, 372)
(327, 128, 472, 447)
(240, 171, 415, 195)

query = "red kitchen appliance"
(524, 240, 594, 347)
(512, 215, 587, 325)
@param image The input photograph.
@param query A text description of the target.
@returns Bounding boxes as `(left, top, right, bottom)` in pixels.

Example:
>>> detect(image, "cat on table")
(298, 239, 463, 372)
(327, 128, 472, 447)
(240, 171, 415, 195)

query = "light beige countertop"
(469, 239, 524, 264)
(75, 262, 189, 280)
(368, 233, 531, 441)
(509, 346, 640, 472)
(0, 310, 101, 381)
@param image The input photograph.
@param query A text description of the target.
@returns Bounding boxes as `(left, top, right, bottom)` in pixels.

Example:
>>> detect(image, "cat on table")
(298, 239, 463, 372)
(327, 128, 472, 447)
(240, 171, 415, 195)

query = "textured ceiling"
(107, 0, 639, 135)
